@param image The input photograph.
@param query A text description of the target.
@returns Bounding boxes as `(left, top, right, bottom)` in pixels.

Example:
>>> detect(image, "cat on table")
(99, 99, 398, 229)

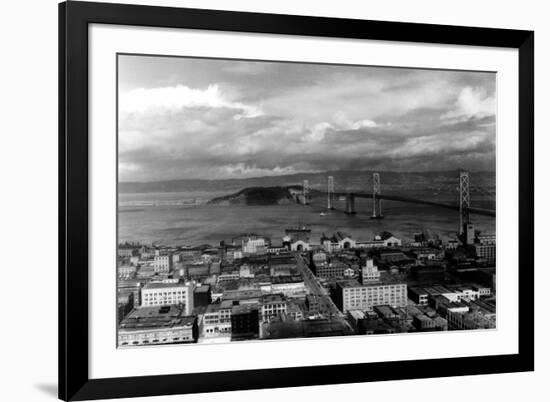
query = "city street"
(294, 252, 344, 317)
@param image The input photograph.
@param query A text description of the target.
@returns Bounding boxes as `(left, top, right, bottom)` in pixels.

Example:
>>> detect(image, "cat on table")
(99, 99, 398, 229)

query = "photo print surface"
(116, 54, 496, 347)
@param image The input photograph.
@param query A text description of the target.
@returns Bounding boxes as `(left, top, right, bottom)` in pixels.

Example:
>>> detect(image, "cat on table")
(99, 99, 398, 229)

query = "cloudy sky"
(118, 54, 496, 182)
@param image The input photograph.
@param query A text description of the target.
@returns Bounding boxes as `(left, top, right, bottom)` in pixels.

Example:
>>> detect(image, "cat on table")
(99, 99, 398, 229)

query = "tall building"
(463, 223, 475, 245)
(193, 285, 211, 308)
(153, 254, 173, 273)
(231, 305, 260, 341)
(242, 237, 267, 255)
(362, 259, 381, 283)
(333, 266, 407, 313)
(141, 282, 194, 315)
(475, 234, 496, 264)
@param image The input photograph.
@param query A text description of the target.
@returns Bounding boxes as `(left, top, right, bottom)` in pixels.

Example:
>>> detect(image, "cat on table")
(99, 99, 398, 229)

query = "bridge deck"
(304, 190, 495, 217)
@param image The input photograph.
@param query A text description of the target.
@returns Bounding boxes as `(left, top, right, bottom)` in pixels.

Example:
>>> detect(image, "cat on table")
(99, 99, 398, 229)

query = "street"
(294, 252, 344, 317)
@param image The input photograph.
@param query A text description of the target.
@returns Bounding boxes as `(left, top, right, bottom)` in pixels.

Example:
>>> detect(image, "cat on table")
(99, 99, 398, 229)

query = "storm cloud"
(118, 55, 496, 182)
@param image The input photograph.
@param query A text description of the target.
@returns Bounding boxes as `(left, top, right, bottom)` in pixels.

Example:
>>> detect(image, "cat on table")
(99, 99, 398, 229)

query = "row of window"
(120, 336, 191, 346)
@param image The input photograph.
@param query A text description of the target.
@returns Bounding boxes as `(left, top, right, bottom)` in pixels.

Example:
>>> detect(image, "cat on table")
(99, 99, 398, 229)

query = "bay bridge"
(296, 172, 495, 234)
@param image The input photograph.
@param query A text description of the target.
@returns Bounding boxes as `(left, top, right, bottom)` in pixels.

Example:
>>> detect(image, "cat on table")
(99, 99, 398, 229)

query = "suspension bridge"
(294, 172, 495, 233)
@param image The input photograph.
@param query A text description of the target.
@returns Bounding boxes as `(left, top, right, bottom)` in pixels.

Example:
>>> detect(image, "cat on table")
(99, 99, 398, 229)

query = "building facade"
(475, 243, 496, 264)
(118, 306, 197, 346)
(260, 294, 287, 322)
(334, 279, 407, 313)
(141, 282, 194, 315)
(153, 254, 173, 273)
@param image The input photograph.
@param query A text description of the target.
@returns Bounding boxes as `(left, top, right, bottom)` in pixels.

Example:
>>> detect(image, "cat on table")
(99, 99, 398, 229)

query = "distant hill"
(207, 186, 295, 206)
(119, 170, 495, 194)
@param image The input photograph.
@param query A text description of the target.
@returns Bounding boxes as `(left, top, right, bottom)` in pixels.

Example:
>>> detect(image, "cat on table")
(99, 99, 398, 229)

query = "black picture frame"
(59, 1, 534, 400)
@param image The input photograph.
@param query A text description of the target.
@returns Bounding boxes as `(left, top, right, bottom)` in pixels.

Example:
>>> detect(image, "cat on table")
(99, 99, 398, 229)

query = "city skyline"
(117, 54, 497, 347)
(118, 55, 496, 182)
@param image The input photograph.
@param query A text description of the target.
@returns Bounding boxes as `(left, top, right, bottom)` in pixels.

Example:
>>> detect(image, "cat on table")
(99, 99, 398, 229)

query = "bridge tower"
(345, 193, 356, 215)
(327, 176, 335, 210)
(371, 173, 383, 219)
(459, 171, 470, 233)
(303, 179, 310, 205)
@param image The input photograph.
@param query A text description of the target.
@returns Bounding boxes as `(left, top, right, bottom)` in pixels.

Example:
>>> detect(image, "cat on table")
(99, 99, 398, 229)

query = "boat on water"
(319, 212, 326, 217)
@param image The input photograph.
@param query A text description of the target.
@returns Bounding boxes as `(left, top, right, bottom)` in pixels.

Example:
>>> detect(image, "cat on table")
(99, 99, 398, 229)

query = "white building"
(456, 287, 481, 301)
(217, 272, 240, 283)
(445, 239, 460, 250)
(239, 264, 254, 278)
(473, 285, 492, 297)
(355, 240, 386, 249)
(290, 239, 310, 251)
(270, 277, 306, 297)
(336, 276, 407, 313)
(362, 259, 381, 283)
(312, 251, 327, 264)
(321, 232, 356, 251)
(153, 254, 173, 273)
(200, 304, 232, 339)
(242, 237, 267, 254)
(140, 282, 193, 315)
(374, 233, 402, 247)
(260, 294, 287, 322)
(118, 264, 136, 278)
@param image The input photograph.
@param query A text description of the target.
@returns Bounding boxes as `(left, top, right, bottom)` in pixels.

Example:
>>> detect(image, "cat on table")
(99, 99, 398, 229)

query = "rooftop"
(220, 300, 236, 309)
(143, 282, 189, 290)
(194, 285, 210, 293)
(261, 293, 286, 304)
(271, 275, 304, 284)
(379, 231, 396, 241)
(119, 306, 195, 331)
(205, 304, 221, 314)
(232, 304, 259, 314)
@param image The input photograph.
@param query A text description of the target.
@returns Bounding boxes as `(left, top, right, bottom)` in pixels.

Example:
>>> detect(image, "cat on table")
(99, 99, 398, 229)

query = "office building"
(141, 282, 193, 315)
(118, 305, 197, 346)
(200, 304, 232, 340)
(193, 285, 211, 308)
(260, 294, 287, 322)
(334, 278, 407, 313)
(231, 305, 260, 341)
(334, 263, 407, 313)
(153, 254, 173, 273)
(362, 259, 381, 283)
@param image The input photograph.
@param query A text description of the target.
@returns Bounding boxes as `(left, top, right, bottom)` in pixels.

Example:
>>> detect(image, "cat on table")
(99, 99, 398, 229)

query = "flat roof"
(409, 287, 428, 295)
(261, 293, 286, 303)
(271, 275, 303, 284)
(205, 304, 221, 313)
(231, 304, 258, 314)
(143, 282, 189, 290)
(348, 310, 365, 319)
(194, 285, 210, 293)
(374, 305, 395, 315)
(119, 306, 195, 331)
(220, 300, 236, 309)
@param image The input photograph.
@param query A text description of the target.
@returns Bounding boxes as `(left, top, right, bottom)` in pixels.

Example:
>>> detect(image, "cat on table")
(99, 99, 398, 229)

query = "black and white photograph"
(116, 54, 497, 347)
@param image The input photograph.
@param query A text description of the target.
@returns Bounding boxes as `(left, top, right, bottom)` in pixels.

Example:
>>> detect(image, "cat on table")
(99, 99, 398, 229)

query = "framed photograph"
(59, 1, 534, 400)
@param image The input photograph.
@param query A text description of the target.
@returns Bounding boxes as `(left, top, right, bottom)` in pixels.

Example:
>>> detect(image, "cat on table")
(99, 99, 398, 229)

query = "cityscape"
(117, 55, 496, 347)
(117, 172, 496, 346)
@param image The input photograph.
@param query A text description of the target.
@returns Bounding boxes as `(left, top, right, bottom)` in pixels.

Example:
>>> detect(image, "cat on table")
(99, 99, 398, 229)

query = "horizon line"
(119, 168, 497, 185)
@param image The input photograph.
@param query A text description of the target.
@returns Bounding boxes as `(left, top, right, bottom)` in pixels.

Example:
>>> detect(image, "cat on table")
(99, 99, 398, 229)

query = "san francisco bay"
(118, 188, 496, 246)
